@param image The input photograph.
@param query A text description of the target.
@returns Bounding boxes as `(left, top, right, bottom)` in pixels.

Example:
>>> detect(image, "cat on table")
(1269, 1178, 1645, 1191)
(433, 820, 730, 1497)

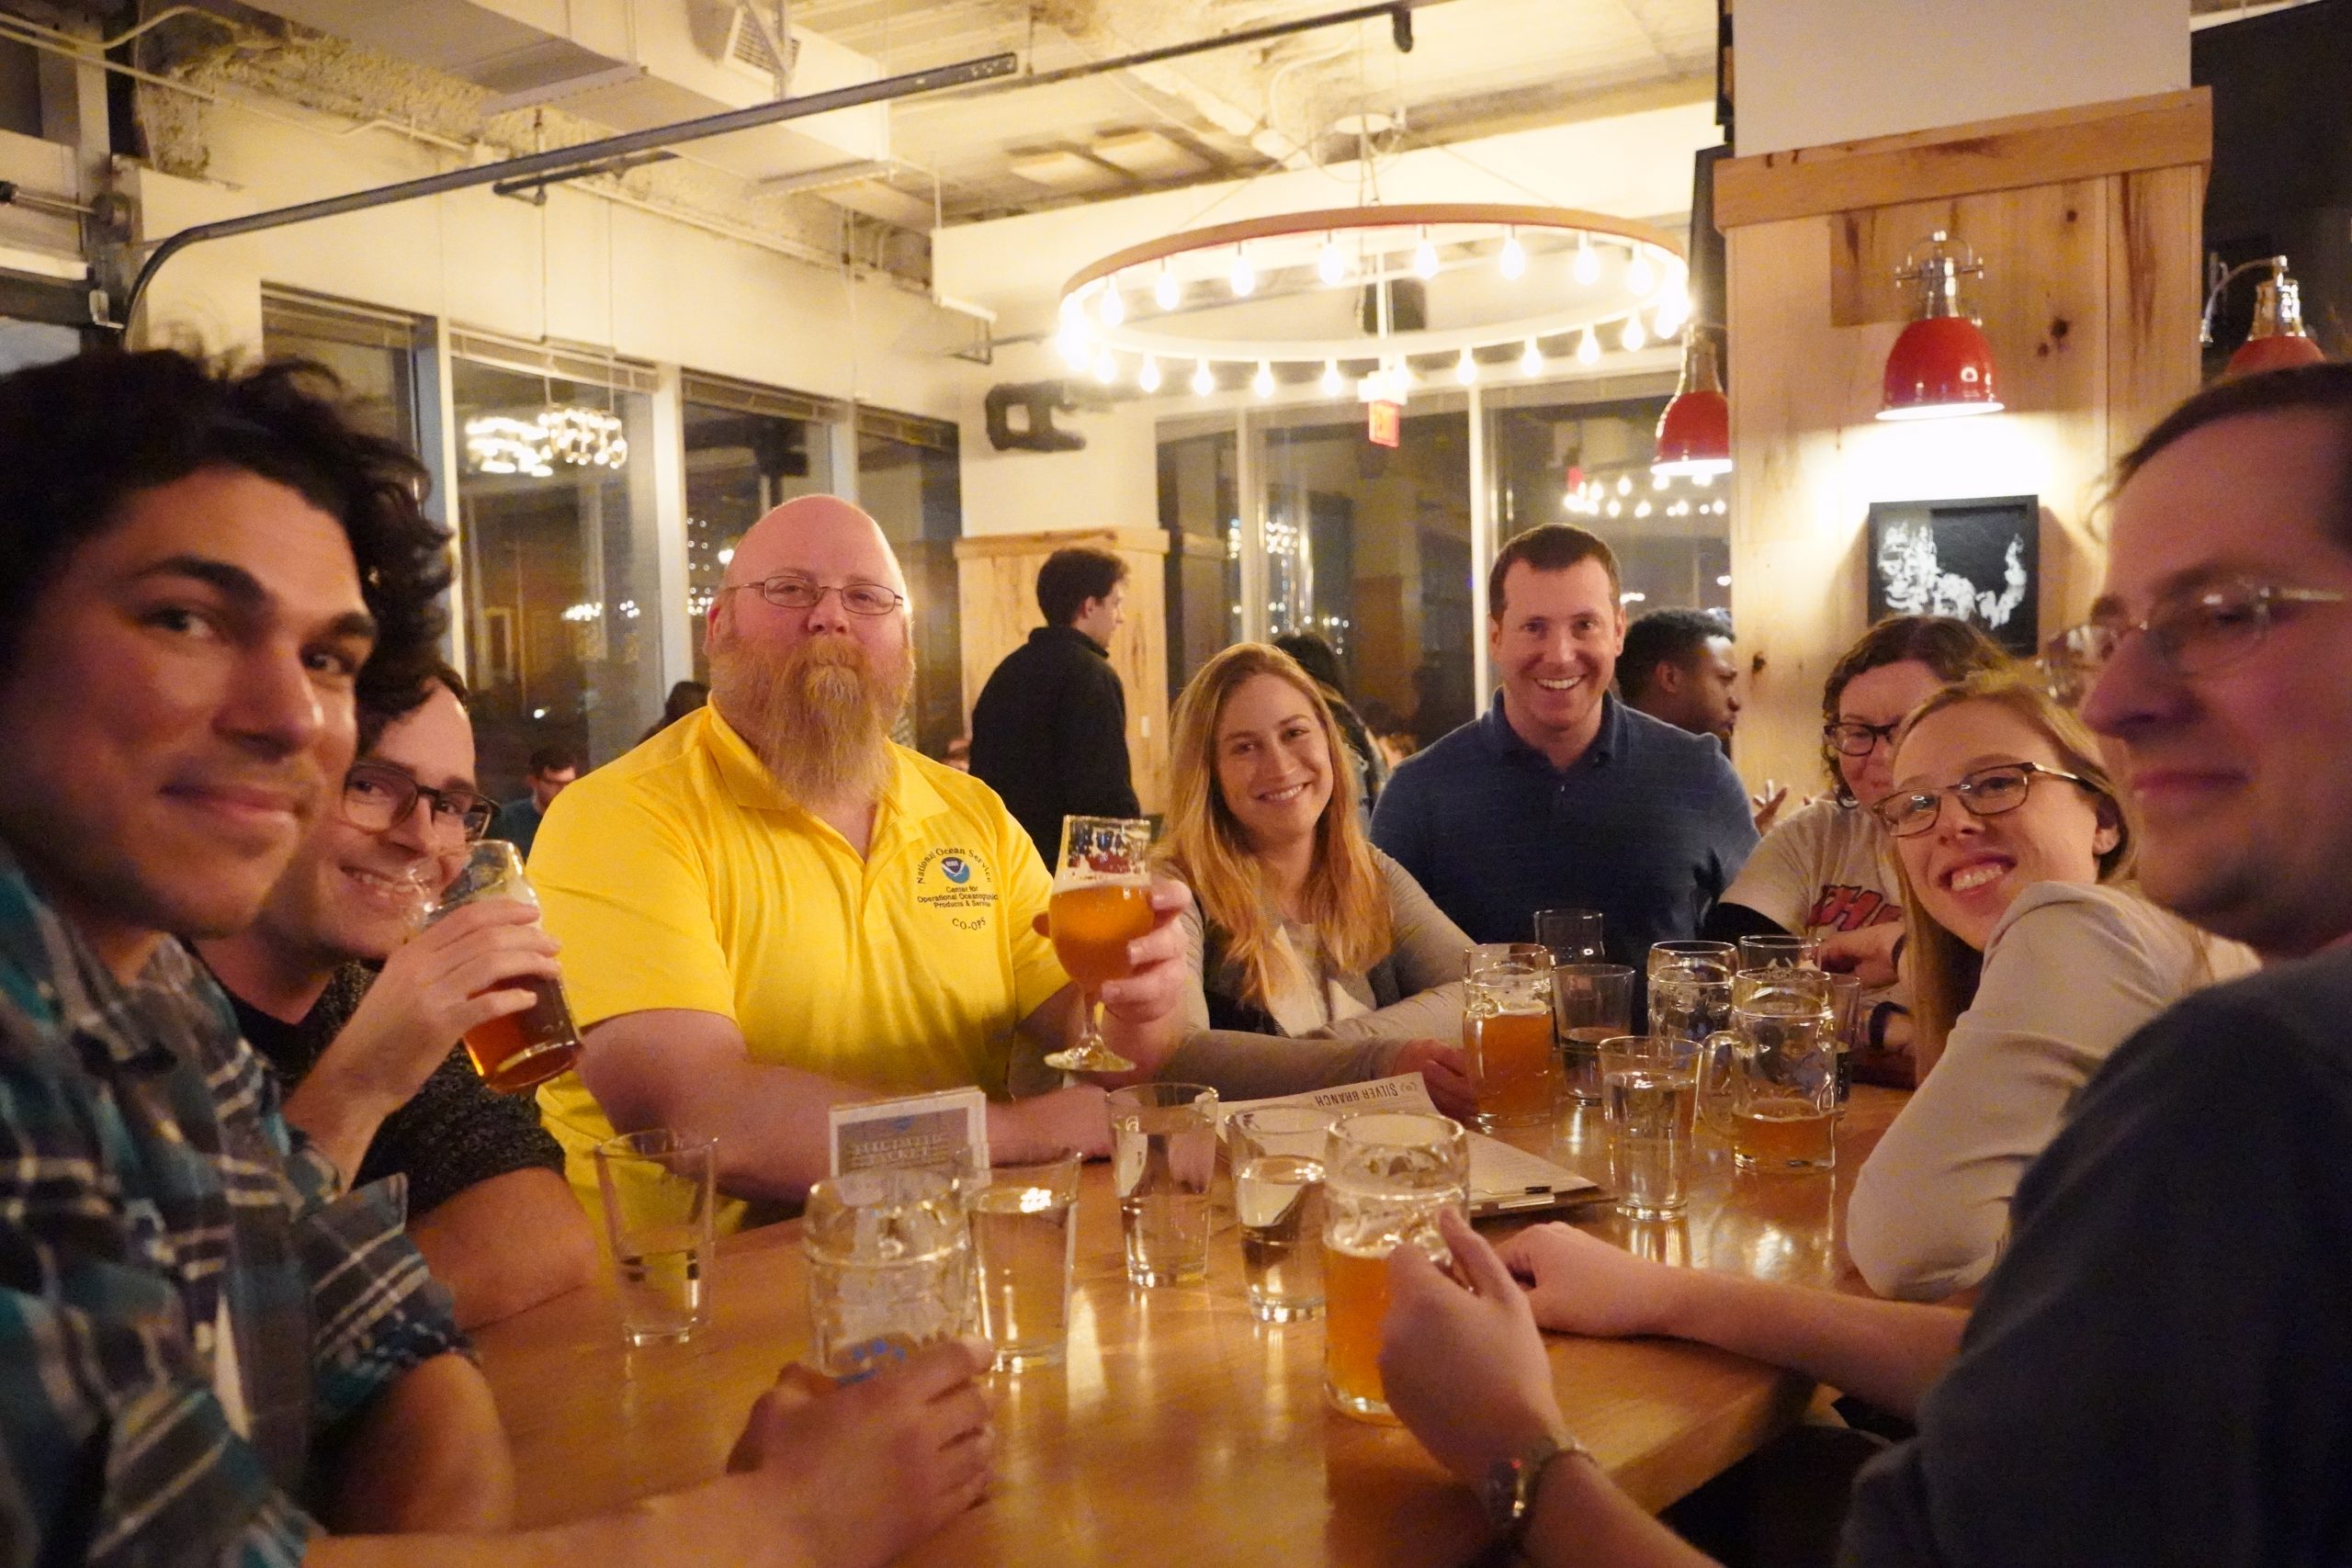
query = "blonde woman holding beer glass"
(1845, 669, 2256, 1299)
(1138, 644, 1476, 1117)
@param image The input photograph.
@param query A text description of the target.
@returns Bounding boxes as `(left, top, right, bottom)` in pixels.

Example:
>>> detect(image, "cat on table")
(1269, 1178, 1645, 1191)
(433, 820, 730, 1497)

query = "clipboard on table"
(1216, 1076, 1605, 1220)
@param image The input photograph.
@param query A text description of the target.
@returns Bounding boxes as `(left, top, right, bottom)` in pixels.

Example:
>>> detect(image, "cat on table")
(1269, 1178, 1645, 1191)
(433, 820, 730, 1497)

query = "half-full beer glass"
(1464, 943, 1557, 1130)
(1701, 969, 1839, 1172)
(803, 1168, 973, 1381)
(1042, 816, 1156, 1073)
(421, 840, 582, 1093)
(1322, 1111, 1468, 1422)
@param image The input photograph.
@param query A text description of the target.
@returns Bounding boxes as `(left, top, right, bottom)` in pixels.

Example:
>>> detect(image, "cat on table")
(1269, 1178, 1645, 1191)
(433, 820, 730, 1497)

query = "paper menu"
(827, 1087, 989, 1179)
(1216, 1076, 1600, 1215)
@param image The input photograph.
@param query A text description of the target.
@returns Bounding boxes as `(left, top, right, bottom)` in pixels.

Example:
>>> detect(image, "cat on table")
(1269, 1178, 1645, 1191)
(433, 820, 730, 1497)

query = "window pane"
(1261, 412, 1476, 749)
(855, 421, 963, 758)
(1159, 430, 1240, 699)
(684, 400, 833, 681)
(258, 321, 421, 451)
(453, 358, 662, 795)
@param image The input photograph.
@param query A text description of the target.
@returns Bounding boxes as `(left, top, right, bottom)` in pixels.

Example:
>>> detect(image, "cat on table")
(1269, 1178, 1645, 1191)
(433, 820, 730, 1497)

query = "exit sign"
(1367, 400, 1401, 447)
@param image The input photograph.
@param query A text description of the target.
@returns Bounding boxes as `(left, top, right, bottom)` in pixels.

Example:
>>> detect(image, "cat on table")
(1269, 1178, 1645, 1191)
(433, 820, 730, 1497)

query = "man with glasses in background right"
(1374, 365, 2352, 1568)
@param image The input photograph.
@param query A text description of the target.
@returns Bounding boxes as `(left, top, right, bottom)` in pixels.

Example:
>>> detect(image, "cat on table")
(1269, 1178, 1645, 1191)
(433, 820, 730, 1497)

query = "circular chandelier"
(1054, 202, 1690, 401)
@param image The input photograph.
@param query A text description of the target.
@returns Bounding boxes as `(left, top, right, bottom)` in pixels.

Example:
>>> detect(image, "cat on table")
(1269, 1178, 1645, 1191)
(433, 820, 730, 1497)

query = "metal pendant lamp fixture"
(1653, 325, 1731, 478)
(1878, 231, 2003, 422)
(2203, 254, 2328, 378)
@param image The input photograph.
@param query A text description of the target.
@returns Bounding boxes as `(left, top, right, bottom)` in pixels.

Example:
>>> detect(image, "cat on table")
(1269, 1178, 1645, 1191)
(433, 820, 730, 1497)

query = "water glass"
(1464, 951, 1557, 1130)
(1738, 933, 1822, 972)
(1822, 971, 1863, 1106)
(1109, 1083, 1218, 1287)
(1322, 1111, 1469, 1423)
(1647, 941, 1735, 1049)
(1701, 969, 1839, 1173)
(803, 1167, 972, 1380)
(1532, 908, 1605, 964)
(1228, 1107, 1332, 1322)
(1600, 1035, 1698, 1219)
(593, 1129, 716, 1347)
(969, 1150, 1081, 1372)
(1553, 963, 1634, 1105)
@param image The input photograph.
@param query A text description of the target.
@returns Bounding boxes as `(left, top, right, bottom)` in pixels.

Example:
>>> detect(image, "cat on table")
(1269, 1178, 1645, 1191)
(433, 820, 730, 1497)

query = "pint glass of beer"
(1042, 816, 1157, 1074)
(420, 840, 582, 1094)
(1702, 969, 1838, 1173)
(1321, 1111, 1468, 1423)
(1464, 944, 1557, 1131)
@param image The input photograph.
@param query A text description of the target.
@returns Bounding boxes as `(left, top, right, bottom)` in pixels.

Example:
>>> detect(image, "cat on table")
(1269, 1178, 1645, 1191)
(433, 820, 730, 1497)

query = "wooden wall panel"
(955, 529, 1173, 813)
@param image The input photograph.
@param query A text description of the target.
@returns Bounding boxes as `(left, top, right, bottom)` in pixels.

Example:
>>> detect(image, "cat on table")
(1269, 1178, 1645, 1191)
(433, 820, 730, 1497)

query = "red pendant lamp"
(1878, 231, 2003, 422)
(2203, 255, 2328, 378)
(1653, 326, 1731, 478)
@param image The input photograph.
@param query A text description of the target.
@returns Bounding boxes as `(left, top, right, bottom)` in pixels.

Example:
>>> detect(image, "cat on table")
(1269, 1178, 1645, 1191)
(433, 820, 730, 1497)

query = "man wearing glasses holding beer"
(529, 494, 1192, 1229)
(197, 662, 600, 1329)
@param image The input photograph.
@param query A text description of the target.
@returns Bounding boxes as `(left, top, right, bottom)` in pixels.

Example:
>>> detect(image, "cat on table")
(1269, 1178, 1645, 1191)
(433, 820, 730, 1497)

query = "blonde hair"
(1890, 670, 2154, 1059)
(1161, 643, 1392, 1010)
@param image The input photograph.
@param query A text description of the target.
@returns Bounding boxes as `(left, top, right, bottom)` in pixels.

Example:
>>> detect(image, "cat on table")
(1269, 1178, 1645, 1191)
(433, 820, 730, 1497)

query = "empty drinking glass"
(1553, 963, 1634, 1106)
(1533, 908, 1606, 964)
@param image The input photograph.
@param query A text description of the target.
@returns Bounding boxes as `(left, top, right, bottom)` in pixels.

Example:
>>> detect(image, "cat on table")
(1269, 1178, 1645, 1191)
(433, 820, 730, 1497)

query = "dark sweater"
(968, 624, 1141, 862)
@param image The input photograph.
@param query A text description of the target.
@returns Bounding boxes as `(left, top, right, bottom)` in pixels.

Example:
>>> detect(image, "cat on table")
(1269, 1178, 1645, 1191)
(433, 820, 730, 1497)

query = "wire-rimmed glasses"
(1868, 761, 2094, 839)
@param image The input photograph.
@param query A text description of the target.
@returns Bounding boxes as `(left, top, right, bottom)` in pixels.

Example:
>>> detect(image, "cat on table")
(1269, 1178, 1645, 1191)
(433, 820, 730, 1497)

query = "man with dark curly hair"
(0, 351, 993, 1566)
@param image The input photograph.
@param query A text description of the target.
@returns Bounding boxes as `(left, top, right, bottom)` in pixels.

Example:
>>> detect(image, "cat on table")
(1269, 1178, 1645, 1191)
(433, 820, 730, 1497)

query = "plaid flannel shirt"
(0, 846, 467, 1568)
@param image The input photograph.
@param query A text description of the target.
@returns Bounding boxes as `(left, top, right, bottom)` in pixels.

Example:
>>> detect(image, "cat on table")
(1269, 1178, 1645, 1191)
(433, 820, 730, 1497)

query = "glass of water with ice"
(1228, 1106, 1333, 1322)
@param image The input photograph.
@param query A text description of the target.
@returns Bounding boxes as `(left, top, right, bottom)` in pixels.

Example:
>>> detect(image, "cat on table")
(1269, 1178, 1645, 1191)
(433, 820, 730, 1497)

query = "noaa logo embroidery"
(941, 857, 972, 885)
(913, 847, 996, 926)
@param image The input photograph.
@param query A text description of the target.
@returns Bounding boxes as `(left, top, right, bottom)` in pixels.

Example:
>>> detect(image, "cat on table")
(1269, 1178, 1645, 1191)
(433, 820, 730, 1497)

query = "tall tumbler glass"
(1229, 1106, 1333, 1322)
(970, 1149, 1081, 1372)
(1553, 963, 1635, 1106)
(1321, 1111, 1469, 1423)
(1533, 908, 1606, 964)
(803, 1167, 973, 1381)
(1464, 945, 1557, 1131)
(1042, 816, 1157, 1074)
(594, 1129, 716, 1346)
(1600, 1035, 1699, 1218)
(1109, 1083, 1218, 1287)
(421, 840, 582, 1093)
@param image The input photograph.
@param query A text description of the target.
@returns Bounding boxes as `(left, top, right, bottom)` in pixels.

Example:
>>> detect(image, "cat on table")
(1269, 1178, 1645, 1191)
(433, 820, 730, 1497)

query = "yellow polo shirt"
(528, 705, 1068, 1231)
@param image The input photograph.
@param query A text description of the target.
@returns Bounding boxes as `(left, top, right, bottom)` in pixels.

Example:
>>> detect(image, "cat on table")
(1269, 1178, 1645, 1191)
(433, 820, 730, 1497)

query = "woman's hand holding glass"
(1385, 1037, 1477, 1121)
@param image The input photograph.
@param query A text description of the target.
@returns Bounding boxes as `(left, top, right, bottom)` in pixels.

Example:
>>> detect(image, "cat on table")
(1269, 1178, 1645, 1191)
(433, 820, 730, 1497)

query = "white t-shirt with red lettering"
(1721, 797, 1905, 1007)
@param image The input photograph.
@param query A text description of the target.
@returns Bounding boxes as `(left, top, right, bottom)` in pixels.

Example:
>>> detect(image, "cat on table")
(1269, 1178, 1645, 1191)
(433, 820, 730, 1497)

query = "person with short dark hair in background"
(1272, 630, 1390, 817)
(969, 544, 1141, 862)
(493, 740, 579, 857)
(1618, 607, 1739, 746)
(639, 678, 710, 744)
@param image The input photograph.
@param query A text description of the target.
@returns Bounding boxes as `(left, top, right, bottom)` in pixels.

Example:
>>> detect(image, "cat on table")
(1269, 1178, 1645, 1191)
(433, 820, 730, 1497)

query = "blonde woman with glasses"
(1846, 669, 2256, 1301)
(1116, 643, 1476, 1116)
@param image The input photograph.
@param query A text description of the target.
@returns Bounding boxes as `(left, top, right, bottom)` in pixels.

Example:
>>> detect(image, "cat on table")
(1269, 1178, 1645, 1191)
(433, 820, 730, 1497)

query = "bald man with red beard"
(528, 495, 1193, 1230)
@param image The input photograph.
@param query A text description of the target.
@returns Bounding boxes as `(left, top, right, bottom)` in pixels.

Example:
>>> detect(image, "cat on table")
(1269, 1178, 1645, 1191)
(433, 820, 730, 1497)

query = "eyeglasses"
(340, 761, 496, 843)
(720, 576, 904, 616)
(1824, 718, 1904, 757)
(1870, 761, 2095, 840)
(2052, 578, 2348, 682)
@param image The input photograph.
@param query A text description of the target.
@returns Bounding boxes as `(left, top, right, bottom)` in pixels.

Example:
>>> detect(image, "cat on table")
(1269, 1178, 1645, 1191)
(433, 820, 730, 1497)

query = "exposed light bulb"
(1056, 321, 1091, 369)
(1693, 471, 1713, 488)
(1098, 282, 1125, 326)
(1138, 355, 1162, 393)
(1155, 264, 1179, 311)
(1634, 500, 1652, 518)
(1653, 472, 1669, 491)
(1499, 229, 1526, 281)
(1320, 359, 1344, 397)
(1191, 359, 1216, 397)
(1229, 247, 1256, 298)
(1520, 338, 1543, 377)
(1622, 315, 1647, 353)
(1317, 234, 1347, 287)
(1092, 348, 1118, 384)
(1616, 476, 1634, 496)
(1454, 346, 1478, 385)
(1573, 237, 1600, 286)
(1627, 248, 1656, 296)
(1577, 328, 1601, 365)
(1413, 228, 1439, 280)
(1252, 361, 1276, 399)
(1058, 292, 1083, 325)
(1607, 499, 1623, 517)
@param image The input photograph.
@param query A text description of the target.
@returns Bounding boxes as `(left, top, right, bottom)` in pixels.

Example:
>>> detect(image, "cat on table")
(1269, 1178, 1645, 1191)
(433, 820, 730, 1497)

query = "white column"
(650, 362, 695, 692)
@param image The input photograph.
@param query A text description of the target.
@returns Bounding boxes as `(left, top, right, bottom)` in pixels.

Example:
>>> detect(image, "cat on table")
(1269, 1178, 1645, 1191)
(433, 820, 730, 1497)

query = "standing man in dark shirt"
(492, 740, 579, 858)
(969, 545, 1141, 862)
(1372, 367, 2352, 1568)
(198, 665, 598, 1329)
(1372, 525, 1756, 965)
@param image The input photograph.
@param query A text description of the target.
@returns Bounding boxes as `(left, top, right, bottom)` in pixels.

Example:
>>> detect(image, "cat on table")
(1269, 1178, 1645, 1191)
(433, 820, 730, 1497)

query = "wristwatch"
(1479, 1429, 1589, 1547)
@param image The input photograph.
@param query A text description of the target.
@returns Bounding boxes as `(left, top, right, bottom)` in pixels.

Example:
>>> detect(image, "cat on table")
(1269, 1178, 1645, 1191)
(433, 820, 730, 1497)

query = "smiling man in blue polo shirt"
(1372, 524, 1757, 966)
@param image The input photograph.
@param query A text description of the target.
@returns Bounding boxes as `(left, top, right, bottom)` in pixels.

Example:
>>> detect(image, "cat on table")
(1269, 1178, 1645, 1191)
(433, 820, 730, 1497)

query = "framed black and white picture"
(1866, 495, 2040, 657)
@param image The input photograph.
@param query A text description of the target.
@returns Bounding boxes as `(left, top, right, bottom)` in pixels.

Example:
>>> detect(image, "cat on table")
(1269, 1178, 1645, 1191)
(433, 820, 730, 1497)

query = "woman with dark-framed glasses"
(1707, 615, 2011, 1085)
(1846, 669, 2256, 1302)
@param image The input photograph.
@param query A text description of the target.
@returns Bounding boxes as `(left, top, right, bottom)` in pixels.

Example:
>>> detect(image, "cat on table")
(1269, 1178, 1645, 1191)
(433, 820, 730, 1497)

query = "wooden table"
(477, 1087, 1905, 1564)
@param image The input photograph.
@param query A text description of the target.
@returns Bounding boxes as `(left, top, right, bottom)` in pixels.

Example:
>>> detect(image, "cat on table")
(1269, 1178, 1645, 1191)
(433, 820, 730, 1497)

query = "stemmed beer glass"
(1041, 815, 1157, 1074)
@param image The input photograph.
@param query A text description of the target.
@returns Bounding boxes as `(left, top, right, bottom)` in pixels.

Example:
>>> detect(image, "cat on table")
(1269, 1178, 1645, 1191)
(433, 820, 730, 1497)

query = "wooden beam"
(1715, 88, 2211, 230)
